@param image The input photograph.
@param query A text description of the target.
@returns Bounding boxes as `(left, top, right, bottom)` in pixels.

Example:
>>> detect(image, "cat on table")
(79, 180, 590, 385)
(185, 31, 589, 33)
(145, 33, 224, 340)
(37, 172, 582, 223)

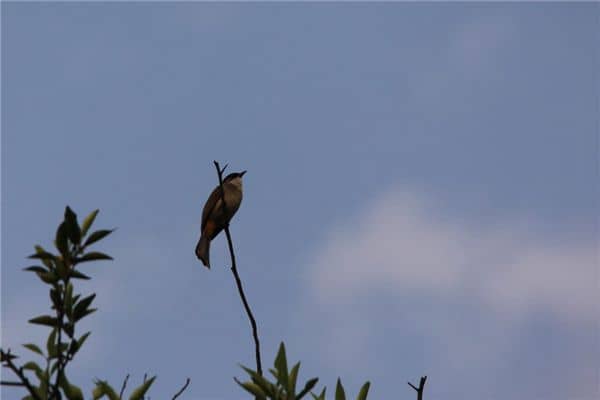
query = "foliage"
(235, 342, 370, 400)
(0, 207, 155, 400)
(2, 205, 389, 400)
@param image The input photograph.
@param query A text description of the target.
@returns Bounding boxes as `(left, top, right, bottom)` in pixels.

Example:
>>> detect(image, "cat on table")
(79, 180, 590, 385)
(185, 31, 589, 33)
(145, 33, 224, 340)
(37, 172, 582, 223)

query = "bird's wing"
(201, 185, 222, 231)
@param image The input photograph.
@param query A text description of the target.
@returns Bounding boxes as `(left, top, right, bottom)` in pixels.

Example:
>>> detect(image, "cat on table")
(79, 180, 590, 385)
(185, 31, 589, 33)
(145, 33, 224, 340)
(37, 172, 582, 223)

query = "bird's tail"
(195, 235, 210, 268)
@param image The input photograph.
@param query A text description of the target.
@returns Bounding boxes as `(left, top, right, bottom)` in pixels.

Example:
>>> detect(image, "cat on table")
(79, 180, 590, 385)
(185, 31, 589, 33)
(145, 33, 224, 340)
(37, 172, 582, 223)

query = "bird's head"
(224, 170, 246, 189)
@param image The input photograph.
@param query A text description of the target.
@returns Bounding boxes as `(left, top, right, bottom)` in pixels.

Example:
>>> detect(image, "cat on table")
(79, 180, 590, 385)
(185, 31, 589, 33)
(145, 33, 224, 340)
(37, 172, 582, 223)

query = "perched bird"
(195, 170, 246, 268)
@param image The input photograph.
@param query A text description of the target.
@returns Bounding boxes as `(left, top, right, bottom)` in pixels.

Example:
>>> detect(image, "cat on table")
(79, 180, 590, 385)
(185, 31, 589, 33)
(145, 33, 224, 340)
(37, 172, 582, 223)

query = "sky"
(1, 2, 598, 400)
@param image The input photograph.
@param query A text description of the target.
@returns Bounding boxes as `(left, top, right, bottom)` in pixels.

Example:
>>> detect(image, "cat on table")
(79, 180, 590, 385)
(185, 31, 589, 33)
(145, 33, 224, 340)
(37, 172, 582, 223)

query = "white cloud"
(309, 187, 597, 321)
(298, 186, 598, 399)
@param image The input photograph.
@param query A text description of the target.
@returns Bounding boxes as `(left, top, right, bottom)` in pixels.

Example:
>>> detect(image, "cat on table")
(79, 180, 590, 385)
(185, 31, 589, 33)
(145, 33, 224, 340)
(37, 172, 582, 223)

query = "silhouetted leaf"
(65, 283, 74, 318)
(29, 246, 55, 268)
(356, 382, 370, 400)
(49, 288, 61, 309)
(76, 252, 113, 263)
(64, 322, 74, 338)
(37, 270, 59, 285)
(0, 351, 17, 362)
(235, 378, 266, 399)
(274, 342, 288, 386)
(73, 308, 96, 322)
(22, 343, 43, 356)
(297, 378, 319, 400)
(23, 266, 47, 274)
(69, 332, 91, 355)
(93, 380, 119, 400)
(240, 365, 275, 397)
(73, 293, 96, 322)
(55, 258, 68, 280)
(81, 209, 99, 238)
(83, 229, 114, 248)
(128, 375, 156, 400)
(335, 379, 346, 400)
(46, 328, 57, 358)
(55, 222, 69, 257)
(69, 269, 91, 280)
(22, 361, 42, 375)
(288, 362, 300, 395)
(311, 388, 326, 400)
(29, 315, 58, 327)
(64, 206, 81, 246)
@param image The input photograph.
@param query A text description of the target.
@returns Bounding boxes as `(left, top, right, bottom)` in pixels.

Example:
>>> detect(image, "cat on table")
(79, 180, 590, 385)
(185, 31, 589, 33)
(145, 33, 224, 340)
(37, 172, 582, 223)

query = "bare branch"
(119, 373, 130, 399)
(213, 161, 263, 376)
(407, 376, 427, 400)
(1, 380, 25, 387)
(0, 349, 42, 400)
(171, 378, 191, 400)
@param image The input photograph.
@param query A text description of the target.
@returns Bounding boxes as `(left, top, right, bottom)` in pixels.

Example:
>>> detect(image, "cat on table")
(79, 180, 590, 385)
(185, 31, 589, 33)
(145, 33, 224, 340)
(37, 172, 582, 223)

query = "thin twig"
(171, 378, 191, 400)
(407, 376, 427, 400)
(213, 161, 263, 376)
(119, 374, 130, 399)
(0, 380, 25, 387)
(0, 349, 43, 400)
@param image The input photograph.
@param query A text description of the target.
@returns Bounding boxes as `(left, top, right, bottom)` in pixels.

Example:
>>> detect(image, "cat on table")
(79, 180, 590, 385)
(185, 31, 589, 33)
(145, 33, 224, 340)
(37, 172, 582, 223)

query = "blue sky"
(1, 2, 598, 400)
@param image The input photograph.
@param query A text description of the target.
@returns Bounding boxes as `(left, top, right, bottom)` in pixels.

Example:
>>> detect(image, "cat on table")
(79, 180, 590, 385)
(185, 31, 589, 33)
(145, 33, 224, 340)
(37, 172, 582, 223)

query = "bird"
(195, 170, 246, 268)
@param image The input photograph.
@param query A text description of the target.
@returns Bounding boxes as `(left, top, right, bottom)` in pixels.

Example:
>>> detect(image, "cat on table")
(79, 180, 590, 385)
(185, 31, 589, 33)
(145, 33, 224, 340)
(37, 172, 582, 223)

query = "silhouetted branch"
(213, 160, 263, 376)
(119, 373, 130, 399)
(0, 349, 42, 400)
(408, 376, 427, 400)
(171, 378, 191, 400)
(0, 381, 25, 387)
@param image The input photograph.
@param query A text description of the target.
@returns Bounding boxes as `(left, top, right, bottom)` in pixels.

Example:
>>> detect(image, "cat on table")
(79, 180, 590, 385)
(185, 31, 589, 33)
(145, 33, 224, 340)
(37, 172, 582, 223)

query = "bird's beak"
(240, 170, 247, 177)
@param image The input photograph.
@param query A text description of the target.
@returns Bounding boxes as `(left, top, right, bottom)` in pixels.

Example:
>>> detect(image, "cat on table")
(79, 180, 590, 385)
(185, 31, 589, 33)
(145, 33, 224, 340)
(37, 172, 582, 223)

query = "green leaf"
(296, 378, 319, 400)
(288, 362, 300, 396)
(311, 387, 326, 400)
(46, 328, 57, 358)
(76, 332, 91, 349)
(356, 382, 370, 400)
(68, 331, 91, 356)
(29, 315, 58, 327)
(83, 229, 114, 248)
(235, 378, 266, 399)
(25, 266, 58, 284)
(49, 288, 61, 310)
(64, 206, 81, 246)
(23, 266, 47, 274)
(59, 372, 84, 400)
(240, 365, 275, 397)
(73, 293, 96, 322)
(274, 342, 288, 387)
(29, 246, 55, 268)
(38, 270, 59, 285)
(69, 269, 91, 280)
(335, 379, 346, 400)
(55, 222, 69, 257)
(128, 375, 156, 400)
(64, 322, 74, 338)
(22, 361, 42, 375)
(92, 380, 119, 400)
(81, 209, 99, 238)
(74, 308, 96, 323)
(76, 252, 113, 263)
(55, 258, 69, 280)
(64, 383, 84, 400)
(22, 343, 44, 356)
(65, 283, 74, 318)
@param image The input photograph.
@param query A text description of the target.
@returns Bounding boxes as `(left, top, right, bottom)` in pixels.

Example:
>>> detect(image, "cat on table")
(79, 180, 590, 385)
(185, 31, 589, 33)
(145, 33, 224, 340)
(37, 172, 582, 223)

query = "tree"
(2, 163, 426, 399)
